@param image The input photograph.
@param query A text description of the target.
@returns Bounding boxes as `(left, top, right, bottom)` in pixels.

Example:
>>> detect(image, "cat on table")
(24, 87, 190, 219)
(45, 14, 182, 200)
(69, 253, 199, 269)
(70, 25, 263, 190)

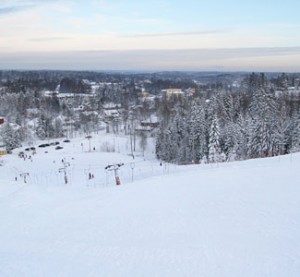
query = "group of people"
(88, 172, 94, 179)
(20, 153, 33, 162)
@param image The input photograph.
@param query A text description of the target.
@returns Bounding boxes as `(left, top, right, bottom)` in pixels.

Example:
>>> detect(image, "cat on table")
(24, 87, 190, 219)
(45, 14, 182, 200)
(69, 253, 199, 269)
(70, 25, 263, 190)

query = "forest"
(0, 70, 300, 164)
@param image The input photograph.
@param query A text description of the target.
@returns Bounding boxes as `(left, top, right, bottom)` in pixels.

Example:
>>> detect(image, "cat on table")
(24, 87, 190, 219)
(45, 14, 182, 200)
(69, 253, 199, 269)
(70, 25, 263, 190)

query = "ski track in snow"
(0, 133, 300, 276)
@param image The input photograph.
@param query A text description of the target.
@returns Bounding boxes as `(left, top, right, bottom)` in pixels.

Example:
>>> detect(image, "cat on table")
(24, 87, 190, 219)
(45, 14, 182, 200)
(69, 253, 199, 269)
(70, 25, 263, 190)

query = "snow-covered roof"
(57, 93, 94, 98)
(102, 103, 121, 110)
(135, 125, 153, 132)
(73, 105, 85, 111)
(104, 110, 119, 117)
(163, 88, 184, 95)
(82, 111, 98, 116)
(26, 108, 40, 115)
(43, 90, 57, 96)
(141, 114, 159, 124)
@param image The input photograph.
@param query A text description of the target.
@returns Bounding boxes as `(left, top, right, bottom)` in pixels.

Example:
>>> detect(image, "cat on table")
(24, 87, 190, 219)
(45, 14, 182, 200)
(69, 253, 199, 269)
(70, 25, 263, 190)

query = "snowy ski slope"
(0, 133, 300, 277)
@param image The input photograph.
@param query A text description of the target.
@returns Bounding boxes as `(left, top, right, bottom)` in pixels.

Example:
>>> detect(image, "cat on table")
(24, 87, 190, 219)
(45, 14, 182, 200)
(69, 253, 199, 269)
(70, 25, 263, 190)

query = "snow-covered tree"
(53, 118, 65, 138)
(248, 88, 279, 157)
(189, 99, 207, 162)
(139, 131, 148, 157)
(0, 123, 21, 152)
(208, 115, 222, 163)
(36, 113, 54, 140)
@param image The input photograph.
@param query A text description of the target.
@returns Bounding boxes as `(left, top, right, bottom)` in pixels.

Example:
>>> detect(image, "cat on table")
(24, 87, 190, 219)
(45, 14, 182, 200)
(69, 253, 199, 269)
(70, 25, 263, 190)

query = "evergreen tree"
(249, 87, 279, 157)
(208, 115, 222, 163)
(36, 113, 54, 139)
(189, 99, 207, 162)
(0, 123, 20, 152)
(288, 110, 300, 152)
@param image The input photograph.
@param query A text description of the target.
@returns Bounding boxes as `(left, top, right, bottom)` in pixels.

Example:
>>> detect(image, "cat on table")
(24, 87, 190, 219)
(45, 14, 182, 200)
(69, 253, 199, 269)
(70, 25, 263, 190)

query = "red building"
(0, 117, 4, 125)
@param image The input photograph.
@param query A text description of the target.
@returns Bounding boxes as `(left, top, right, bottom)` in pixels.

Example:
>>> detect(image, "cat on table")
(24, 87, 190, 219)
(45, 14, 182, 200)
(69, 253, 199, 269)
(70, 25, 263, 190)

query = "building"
(162, 88, 184, 98)
(135, 115, 160, 133)
(101, 103, 122, 133)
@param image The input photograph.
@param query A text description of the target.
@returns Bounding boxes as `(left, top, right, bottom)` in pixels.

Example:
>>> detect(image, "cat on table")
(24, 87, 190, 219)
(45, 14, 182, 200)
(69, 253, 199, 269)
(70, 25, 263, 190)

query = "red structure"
(0, 117, 4, 125)
(105, 163, 124, 186)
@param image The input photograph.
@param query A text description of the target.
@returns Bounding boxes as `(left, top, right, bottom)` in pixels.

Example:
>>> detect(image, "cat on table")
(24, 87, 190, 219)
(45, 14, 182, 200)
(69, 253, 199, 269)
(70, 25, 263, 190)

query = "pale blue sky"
(0, 0, 300, 71)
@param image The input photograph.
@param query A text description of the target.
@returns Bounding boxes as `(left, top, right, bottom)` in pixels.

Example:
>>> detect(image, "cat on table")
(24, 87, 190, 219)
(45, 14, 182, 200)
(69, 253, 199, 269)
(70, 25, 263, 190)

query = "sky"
(0, 0, 300, 71)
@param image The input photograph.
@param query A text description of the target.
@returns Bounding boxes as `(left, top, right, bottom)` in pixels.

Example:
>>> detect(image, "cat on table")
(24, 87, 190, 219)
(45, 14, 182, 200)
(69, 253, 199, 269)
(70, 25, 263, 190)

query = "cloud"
(28, 36, 73, 42)
(120, 29, 227, 38)
(1, 0, 57, 5)
(0, 5, 33, 15)
(0, 0, 60, 16)
(0, 47, 300, 72)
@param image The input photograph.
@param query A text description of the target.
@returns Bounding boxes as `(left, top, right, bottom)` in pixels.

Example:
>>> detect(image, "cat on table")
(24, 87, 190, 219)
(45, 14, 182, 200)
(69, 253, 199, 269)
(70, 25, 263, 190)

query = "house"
(0, 144, 6, 156)
(288, 87, 300, 96)
(101, 103, 122, 133)
(73, 105, 85, 112)
(138, 92, 150, 98)
(102, 103, 122, 120)
(26, 108, 40, 119)
(140, 117, 159, 128)
(162, 88, 184, 98)
(135, 115, 160, 133)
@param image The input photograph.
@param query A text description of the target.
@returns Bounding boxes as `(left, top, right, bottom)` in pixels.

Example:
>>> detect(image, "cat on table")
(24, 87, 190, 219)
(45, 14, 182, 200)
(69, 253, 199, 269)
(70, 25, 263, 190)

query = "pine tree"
(169, 112, 187, 163)
(36, 113, 55, 140)
(189, 99, 207, 162)
(208, 115, 222, 163)
(288, 110, 300, 152)
(36, 114, 47, 139)
(0, 123, 20, 152)
(249, 87, 279, 157)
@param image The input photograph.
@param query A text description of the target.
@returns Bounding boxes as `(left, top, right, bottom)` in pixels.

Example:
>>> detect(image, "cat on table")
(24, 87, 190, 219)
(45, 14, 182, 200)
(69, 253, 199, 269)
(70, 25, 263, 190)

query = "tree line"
(1, 71, 300, 163)
(156, 73, 300, 164)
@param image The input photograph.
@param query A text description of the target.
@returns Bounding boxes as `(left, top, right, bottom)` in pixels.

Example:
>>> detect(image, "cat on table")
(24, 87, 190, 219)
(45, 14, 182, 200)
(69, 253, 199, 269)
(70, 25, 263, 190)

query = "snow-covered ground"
(0, 133, 300, 277)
